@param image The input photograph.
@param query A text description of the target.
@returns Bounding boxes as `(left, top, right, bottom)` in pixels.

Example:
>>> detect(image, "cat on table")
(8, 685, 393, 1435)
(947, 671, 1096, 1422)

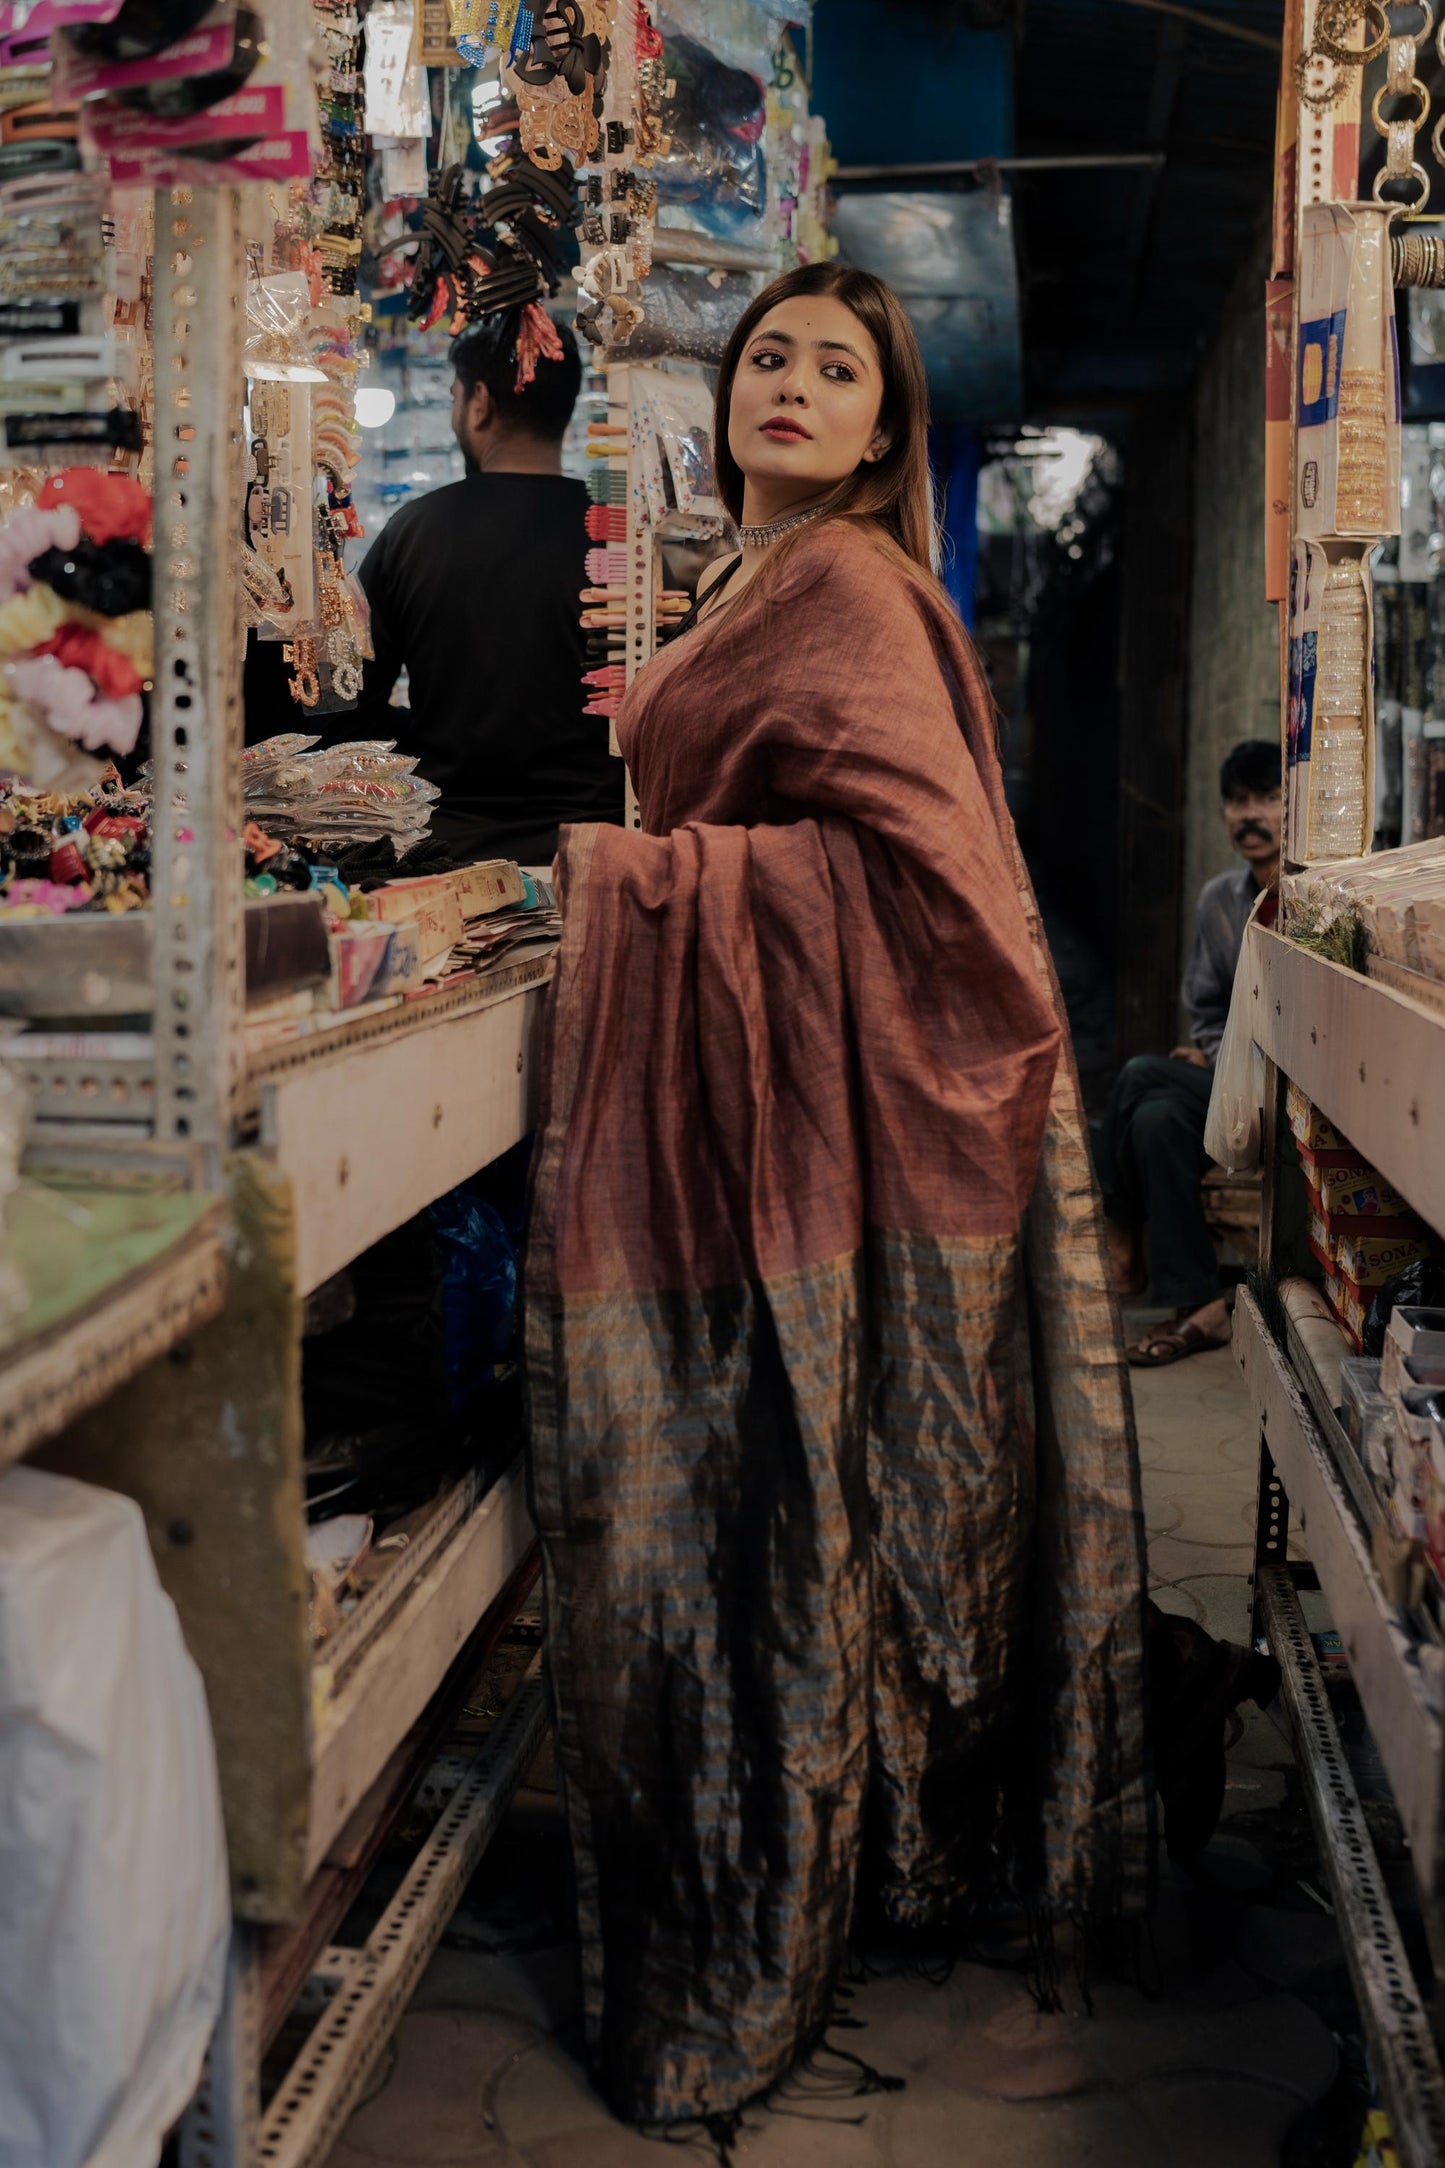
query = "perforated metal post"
(149, 186, 247, 1180)
(178, 1926, 262, 2168)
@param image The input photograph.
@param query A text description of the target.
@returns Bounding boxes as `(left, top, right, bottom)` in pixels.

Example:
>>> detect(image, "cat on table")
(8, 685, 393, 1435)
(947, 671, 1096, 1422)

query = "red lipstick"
(761, 418, 811, 441)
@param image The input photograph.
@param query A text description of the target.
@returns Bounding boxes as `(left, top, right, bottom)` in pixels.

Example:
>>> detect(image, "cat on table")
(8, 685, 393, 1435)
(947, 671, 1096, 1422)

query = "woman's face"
(727, 293, 887, 517)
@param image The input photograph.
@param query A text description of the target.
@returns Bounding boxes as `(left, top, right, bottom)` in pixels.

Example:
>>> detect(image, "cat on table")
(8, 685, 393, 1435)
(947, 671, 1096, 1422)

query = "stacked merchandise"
(1289, 1081, 1439, 1349)
(1287, 204, 1396, 866)
(1339, 1301, 1445, 1609)
(243, 733, 440, 847)
(1282, 835, 1445, 1001)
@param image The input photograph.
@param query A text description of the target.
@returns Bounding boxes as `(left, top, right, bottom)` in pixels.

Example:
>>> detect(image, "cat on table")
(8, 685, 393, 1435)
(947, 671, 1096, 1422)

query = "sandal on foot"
(1127, 1317, 1230, 1368)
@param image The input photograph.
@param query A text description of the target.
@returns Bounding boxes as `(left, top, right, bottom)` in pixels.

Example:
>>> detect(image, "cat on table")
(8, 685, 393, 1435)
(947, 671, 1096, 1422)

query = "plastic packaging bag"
(603, 264, 756, 364)
(656, 0, 803, 76)
(651, 24, 766, 240)
(429, 1184, 518, 1417)
(1204, 907, 1266, 1175)
(0, 1465, 229, 2168)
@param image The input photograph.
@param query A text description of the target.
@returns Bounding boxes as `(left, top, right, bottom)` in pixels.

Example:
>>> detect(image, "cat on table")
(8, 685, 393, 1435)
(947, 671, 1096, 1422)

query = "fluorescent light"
(354, 388, 397, 429)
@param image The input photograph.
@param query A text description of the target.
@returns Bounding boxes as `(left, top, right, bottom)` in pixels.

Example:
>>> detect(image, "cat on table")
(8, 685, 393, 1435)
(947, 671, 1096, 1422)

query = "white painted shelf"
(1247, 928, 1445, 1236)
(1235, 1292, 1445, 1903)
(253, 960, 550, 1295)
(305, 1454, 535, 1879)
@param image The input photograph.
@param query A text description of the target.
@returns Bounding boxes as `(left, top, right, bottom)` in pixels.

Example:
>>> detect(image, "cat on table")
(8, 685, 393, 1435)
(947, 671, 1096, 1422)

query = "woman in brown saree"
(526, 264, 1150, 2130)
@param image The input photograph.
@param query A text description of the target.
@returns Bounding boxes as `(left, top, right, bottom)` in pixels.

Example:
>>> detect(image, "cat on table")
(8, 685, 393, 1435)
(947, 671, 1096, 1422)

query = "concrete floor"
(324, 1333, 1355, 2168)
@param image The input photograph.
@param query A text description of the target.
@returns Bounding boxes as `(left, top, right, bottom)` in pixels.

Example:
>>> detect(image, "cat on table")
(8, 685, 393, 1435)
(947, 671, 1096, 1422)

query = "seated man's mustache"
(1232, 820, 1273, 842)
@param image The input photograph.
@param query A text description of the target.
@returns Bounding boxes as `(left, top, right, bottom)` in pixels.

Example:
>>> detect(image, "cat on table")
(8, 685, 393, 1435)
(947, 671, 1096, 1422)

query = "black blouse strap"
(669, 552, 743, 640)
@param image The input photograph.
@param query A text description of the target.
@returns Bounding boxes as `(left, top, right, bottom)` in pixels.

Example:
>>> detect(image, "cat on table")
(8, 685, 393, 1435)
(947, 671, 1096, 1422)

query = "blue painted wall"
(809, 3, 1014, 165)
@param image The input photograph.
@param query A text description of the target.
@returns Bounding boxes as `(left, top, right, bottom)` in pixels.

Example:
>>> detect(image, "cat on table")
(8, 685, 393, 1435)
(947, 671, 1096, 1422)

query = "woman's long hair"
(712, 262, 940, 580)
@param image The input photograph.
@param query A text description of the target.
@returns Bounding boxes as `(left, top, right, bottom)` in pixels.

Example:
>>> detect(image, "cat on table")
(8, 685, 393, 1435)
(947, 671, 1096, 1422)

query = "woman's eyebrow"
(749, 327, 868, 367)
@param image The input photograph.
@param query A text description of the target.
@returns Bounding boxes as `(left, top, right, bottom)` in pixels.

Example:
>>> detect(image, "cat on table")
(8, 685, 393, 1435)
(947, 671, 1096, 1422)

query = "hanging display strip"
(150, 183, 248, 1154)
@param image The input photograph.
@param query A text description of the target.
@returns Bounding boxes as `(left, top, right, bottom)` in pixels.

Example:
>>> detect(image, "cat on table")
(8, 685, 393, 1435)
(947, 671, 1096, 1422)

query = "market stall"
(0, 3, 830, 2161)
(1242, 9, 1445, 2161)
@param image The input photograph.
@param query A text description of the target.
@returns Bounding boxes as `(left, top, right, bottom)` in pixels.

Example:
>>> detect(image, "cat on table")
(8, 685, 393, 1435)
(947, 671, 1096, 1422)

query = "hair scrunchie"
(28, 536, 151, 618)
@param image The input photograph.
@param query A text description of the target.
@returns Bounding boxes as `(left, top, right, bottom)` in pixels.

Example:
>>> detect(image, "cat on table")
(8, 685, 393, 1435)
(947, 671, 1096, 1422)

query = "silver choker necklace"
(738, 504, 828, 548)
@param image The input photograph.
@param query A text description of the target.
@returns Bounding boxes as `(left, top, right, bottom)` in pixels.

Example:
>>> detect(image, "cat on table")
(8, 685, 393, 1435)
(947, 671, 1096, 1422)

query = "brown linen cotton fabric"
(525, 521, 1150, 2126)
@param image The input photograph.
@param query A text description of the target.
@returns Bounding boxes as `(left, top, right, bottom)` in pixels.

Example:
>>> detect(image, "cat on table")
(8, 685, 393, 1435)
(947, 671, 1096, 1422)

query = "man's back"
(355, 470, 622, 865)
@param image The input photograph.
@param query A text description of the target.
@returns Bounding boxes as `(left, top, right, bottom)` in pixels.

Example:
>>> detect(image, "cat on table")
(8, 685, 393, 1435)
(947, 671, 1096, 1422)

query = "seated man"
(1098, 738, 1282, 1367)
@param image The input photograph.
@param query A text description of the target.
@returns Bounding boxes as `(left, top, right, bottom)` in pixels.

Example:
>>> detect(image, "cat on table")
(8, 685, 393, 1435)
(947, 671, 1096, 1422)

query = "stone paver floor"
(322, 1329, 1359, 2168)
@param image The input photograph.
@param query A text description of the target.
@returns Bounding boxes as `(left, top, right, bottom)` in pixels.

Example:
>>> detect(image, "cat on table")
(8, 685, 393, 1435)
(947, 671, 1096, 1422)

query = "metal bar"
(1256, 1565, 1445, 2168)
(178, 1926, 263, 2168)
(1109, 0, 1281, 49)
(833, 154, 1168, 180)
(257, 1662, 550, 2168)
(150, 185, 247, 1180)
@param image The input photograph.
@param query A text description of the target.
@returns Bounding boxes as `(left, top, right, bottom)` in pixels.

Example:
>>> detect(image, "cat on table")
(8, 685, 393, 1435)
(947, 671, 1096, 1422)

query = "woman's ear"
(863, 433, 891, 464)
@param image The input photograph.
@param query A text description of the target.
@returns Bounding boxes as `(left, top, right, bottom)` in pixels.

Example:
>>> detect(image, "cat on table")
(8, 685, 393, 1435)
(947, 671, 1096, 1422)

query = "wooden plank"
(258, 1547, 540, 2051)
(1234, 1290, 1445, 1902)
(261, 984, 545, 1294)
(305, 1457, 534, 1878)
(1249, 929, 1445, 1237)
(0, 1215, 226, 1469)
(37, 1159, 313, 1921)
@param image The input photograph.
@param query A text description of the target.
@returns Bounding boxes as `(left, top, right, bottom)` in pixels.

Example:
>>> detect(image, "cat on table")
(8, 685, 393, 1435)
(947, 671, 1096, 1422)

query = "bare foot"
(1180, 1295, 1229, 1340)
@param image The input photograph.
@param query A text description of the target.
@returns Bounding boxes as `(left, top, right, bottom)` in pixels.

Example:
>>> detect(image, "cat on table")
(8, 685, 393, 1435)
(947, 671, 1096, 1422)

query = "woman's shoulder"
(773, 516, 930, 623)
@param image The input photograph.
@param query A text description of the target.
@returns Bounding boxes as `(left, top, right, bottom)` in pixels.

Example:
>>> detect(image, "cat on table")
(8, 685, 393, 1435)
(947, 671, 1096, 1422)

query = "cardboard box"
(1286, 1079, 1350, 1152)
(365, 870, 464, 925)
(455, 859, 527, 919)
(371, 919, 423, 997)
(321, 922, 393, 1011)
(1296, 201, 1401, 541)
(1336, 1228, 1434, 1289)
(1309, 1160, 1412, 1218)
(364, 878, 464, 967)
(1383, 1306, 1445, 1398)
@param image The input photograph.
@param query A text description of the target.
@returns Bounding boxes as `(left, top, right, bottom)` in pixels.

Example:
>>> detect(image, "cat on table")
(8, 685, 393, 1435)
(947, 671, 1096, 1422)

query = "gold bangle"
(1374, 159, 1432, 208)
(1372, 78, 1430, 134)
(1315, 0, 1389, 64)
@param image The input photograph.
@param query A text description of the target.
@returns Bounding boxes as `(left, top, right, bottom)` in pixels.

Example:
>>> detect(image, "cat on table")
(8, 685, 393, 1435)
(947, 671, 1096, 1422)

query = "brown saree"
(525, 521, 1149, 2126)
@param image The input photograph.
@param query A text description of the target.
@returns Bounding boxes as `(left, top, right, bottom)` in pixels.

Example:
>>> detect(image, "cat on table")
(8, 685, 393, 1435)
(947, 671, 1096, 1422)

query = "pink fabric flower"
(6, 653, 143, 755)
(0, 506, 81, 597)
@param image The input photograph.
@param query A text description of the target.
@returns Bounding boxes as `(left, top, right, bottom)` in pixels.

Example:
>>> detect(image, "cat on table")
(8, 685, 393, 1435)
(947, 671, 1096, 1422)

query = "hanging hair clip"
(513, 299, 564, 390)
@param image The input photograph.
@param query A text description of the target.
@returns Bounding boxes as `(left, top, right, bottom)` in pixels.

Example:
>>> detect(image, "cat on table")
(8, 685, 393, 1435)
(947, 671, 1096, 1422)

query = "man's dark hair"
(1219, 738, 1281, 802)
(450, 308, 581, 443)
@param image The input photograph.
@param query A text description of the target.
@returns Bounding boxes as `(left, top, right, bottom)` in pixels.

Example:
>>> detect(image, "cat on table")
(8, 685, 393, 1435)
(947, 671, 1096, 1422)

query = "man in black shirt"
(351, 311, 623, 864)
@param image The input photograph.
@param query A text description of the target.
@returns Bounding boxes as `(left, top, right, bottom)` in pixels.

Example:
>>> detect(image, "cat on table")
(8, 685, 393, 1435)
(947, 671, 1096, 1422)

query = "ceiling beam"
(1107, 0, 1281, 50)
(833, 153, 1167, 179)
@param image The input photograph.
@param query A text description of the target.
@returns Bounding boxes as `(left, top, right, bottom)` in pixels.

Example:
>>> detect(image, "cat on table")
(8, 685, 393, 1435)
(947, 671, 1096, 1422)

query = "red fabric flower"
(37, 468, 152, 547)
(35, 622, 144, 700)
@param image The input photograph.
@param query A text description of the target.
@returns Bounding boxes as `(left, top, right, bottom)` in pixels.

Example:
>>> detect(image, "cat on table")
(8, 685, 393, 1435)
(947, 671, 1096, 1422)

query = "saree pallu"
(525, 523, 1150, 2125)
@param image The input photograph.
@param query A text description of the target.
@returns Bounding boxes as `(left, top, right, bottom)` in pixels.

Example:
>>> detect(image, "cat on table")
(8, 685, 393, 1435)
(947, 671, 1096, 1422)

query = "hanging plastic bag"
(0, 1465, 229, 2168)
(429, 1183, 518, 1417)
(1204, 903, 1268, 1175)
